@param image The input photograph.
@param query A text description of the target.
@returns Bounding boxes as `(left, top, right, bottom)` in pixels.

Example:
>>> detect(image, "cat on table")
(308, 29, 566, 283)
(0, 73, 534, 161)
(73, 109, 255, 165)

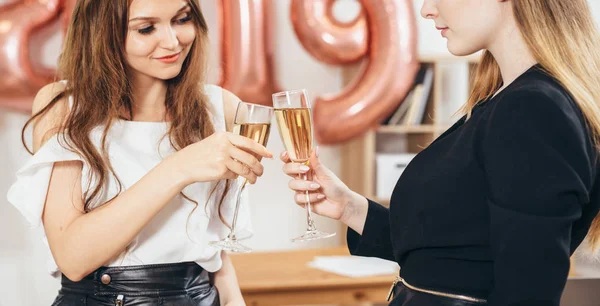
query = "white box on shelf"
(376, 153, 416, 199)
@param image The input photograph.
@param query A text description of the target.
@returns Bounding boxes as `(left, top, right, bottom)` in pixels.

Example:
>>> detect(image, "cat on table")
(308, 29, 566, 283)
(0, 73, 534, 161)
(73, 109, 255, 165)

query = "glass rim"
(237, 100, 274, 110)
(271, 89, 308, 98)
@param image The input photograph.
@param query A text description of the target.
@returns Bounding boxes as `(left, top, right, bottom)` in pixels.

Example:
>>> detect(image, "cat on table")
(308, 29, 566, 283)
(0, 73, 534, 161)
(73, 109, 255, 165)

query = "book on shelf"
(387, 85, 417, 125)
(383, 65, 435, 126)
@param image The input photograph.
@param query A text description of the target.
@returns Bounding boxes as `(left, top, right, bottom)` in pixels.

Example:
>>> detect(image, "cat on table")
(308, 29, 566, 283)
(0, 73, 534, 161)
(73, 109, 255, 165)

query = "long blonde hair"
(464, 0, 600, 251)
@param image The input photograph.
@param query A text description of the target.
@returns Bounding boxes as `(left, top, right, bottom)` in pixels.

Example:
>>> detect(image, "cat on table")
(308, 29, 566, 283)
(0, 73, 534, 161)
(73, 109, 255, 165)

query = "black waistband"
(61, 262, 211, 297)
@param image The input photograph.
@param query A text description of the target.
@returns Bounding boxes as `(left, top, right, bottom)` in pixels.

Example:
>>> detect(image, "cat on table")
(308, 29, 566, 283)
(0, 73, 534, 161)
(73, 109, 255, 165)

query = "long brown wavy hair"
(21, 0, 232, 225)
(463, 0, 600, 251)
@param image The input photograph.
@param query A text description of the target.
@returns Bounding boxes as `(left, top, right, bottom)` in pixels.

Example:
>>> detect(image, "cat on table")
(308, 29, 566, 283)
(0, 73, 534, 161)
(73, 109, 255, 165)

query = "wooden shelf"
(377, 124, 449, 134)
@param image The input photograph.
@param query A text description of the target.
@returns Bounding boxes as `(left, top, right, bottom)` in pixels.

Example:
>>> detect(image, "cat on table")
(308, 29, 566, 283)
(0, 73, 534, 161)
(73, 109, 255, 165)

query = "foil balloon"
(292, 0, 419, 144)
(290, 0, 367, 65)
(218, 0, 280, 106)
(0, 0, 63, 113)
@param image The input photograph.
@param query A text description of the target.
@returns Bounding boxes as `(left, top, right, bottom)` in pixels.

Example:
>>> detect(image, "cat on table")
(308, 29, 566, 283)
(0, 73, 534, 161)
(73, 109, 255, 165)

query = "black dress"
(347, 64, 600, 306)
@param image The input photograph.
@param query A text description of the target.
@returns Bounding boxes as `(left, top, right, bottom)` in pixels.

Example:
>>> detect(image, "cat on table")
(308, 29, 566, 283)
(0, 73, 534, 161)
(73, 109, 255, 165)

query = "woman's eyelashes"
(138, 25, 155, 35)
(174, 13, 192, 25)
(136, 14, 192, 35)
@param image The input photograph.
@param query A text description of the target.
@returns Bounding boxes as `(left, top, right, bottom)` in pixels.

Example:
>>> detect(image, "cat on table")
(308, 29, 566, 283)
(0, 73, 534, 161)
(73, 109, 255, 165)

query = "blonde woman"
(282, 0, 600, 305)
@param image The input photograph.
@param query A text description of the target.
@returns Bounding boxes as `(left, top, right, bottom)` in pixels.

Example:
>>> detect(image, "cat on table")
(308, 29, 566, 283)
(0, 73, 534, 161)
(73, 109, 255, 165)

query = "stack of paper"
(307, 255, 400, 278)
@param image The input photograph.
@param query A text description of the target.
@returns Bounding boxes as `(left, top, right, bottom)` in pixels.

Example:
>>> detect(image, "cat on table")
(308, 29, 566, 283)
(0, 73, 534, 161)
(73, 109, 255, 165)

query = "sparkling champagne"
(274, 108, 312, 163)
(234, 123, 271, 148)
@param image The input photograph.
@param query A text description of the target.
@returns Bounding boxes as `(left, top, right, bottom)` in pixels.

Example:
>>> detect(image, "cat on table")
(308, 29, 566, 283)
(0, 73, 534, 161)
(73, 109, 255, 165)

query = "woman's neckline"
(116, 116, 171, 124)
(488, 63, 541, 101)
(118, 119, 170, 123)
(115, 118, 171, 127)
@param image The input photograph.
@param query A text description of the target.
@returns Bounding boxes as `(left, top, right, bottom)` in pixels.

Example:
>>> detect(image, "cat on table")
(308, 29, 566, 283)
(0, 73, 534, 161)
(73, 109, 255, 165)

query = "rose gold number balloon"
(0, 0, 64, 113)
(291, 0, 419, 144)
(217, 0, 280, 106)
(290, 0, 367, 65)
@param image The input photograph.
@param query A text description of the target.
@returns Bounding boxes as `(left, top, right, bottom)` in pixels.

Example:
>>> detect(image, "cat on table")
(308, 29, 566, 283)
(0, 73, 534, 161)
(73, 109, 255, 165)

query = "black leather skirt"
(51, 262, 220, 306)
(390, 277, 488, 306)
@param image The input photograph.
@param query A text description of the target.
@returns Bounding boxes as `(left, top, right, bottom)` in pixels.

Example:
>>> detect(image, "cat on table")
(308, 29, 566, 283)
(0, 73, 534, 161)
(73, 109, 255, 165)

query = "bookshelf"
(339, 54, 480, 206)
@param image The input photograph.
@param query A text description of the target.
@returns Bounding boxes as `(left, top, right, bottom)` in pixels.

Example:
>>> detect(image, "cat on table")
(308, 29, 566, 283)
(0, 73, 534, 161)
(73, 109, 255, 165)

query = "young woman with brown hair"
(7, 0, 271, 305)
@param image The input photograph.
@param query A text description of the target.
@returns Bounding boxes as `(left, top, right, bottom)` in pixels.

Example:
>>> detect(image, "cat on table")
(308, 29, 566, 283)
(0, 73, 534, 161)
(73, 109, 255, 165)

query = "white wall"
(2, 0, 600, 305)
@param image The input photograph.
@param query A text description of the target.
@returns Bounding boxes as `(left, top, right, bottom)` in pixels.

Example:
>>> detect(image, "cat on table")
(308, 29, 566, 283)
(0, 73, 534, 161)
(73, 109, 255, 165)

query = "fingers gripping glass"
(208, 101, 273, 253)
(272, 89, 336, 242)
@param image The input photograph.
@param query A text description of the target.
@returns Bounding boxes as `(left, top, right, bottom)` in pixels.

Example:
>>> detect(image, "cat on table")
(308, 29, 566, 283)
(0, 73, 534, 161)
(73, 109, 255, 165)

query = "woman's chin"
(156, 68, 184, 81)
(447, 41, 481, 57)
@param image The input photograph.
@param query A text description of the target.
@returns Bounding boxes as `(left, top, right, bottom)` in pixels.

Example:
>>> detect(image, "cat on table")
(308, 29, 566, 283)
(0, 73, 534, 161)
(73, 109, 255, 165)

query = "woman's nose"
(160, 26, 179, 50)
(420, 0, 438, 20)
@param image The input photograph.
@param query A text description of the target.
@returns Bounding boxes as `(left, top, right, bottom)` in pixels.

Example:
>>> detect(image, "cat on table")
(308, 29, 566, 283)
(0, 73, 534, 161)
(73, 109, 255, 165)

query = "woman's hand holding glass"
(280, 148, 370, 235)
(280, 148, 352, 220)
(209, 101, 274, 253)
(170, 131, 272, 186)
(272, 89, 336, 241)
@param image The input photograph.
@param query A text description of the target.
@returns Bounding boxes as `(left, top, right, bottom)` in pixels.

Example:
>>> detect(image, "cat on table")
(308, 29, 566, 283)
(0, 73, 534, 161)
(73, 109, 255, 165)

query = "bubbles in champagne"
(274, 108, 312, 162)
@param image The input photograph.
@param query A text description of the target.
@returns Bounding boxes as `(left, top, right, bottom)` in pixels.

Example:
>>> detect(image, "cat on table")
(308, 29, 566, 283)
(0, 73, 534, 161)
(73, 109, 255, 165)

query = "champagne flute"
(272, 89, 336, 242)
(209, 101, 273, 253)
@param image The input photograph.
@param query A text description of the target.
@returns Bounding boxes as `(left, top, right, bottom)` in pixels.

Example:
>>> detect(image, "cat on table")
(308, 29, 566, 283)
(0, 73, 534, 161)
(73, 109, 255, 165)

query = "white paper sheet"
(307, 255, 400, 278)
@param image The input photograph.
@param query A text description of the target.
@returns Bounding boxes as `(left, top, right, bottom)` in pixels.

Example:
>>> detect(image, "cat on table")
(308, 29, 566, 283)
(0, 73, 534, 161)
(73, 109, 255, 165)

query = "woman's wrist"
(340, 190, 369, 235)
(162, 152, 192, 188)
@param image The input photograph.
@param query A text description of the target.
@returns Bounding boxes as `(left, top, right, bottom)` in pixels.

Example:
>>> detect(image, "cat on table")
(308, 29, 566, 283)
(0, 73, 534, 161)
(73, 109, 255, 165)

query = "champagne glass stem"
(302, 172, 317, 232)
(228, 179, 247, 240)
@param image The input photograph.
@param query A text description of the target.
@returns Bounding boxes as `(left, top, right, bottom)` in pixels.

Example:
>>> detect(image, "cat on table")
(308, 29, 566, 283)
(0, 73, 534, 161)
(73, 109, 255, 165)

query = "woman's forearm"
(213, 252, 245, 306)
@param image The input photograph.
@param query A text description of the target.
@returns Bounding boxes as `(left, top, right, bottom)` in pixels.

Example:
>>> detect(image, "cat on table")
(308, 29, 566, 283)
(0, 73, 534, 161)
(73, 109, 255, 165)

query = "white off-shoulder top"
(6, 84, 252, 276)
